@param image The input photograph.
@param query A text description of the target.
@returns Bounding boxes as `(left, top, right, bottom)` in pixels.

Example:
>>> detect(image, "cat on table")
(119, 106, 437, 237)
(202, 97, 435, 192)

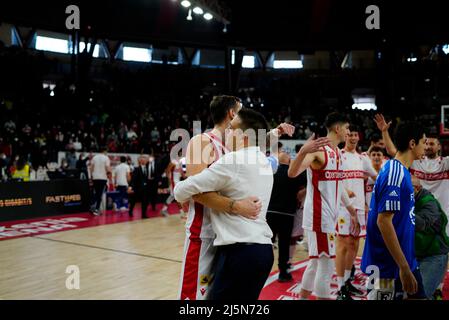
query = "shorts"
(306, 229, 336, 259)
(337, 208, 366, 238)
(367, 268, 427, 300)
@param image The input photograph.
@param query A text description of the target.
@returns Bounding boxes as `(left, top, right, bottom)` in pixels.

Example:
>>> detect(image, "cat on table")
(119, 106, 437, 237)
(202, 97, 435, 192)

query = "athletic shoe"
(278, 271, 293, 283)
(433, 289, 443, 300)
(160, 209, 169, 217)
(345, 279, 363, 296)
(336, 286, 353, 300)
(91, 209, 100, 216)
(0, 226, 5, 232)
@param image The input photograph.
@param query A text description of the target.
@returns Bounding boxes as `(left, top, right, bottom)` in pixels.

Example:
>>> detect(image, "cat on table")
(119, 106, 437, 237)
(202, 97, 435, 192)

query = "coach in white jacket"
(174, 108, 274, 301)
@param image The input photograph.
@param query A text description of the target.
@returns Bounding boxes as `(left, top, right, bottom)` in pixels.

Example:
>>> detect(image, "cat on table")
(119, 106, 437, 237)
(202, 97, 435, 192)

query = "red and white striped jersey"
(185, 132, 230, 239)
(410, 156, 449, 217)
(303, 145, 344, 234)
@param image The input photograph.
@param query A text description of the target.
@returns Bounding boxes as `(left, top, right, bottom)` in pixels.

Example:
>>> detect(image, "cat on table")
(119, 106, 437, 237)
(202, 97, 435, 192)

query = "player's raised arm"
(374, 114, 397, 157)
(288, 134, 330, 178)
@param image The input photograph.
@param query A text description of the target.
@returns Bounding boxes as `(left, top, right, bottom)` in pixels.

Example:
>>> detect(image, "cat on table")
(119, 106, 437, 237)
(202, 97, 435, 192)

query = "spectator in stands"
(30, 165, 49, 181)
(0, 152, 8, 182)
(11, 157, 30, 182)
(89, 147, 112, 215)
(66, 149, 77, 169)
(114, 156, 131, 211)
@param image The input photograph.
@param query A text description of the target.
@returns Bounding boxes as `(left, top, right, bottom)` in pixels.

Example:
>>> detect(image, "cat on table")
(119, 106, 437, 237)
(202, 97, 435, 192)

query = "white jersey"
(185, 132, 231, 239)
(303, 145, 344, 234)
(169, 159, 183, 189)
(365, 176, 376, 208)
(179, 132, 230, 300)
(91, 154, 110, 180)
(410, 156, 449, 218)
(340, 150, 377, 210)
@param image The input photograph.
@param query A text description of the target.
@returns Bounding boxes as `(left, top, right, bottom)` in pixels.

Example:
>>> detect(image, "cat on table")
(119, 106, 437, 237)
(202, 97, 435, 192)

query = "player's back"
(362, 159, 417, 278)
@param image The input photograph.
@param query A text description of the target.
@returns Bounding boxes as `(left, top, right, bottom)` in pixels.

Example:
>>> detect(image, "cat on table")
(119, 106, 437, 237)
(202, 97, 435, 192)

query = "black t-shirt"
(268, 164, 307, 215)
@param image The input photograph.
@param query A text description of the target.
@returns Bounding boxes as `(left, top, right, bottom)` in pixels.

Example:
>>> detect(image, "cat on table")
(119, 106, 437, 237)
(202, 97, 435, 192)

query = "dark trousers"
(129, 193, 149, 218)
(266, 211, 294, 272)
(148, 179, 158, 211)
(209, 243, 274, 301)
(92, 179, 107, 210)
(116, 186, 128, 209)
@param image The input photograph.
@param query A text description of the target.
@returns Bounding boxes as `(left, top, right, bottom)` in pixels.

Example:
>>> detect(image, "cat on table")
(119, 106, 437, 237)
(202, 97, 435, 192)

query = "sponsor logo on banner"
(0, 217, 89, 240)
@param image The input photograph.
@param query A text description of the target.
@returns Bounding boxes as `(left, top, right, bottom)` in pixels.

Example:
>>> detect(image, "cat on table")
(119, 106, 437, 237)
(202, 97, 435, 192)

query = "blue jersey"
(361, 159, 417, 279)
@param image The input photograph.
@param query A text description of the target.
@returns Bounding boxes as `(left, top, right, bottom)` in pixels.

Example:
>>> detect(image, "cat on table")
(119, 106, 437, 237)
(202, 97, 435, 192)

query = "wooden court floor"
(0, 214, 309, 300)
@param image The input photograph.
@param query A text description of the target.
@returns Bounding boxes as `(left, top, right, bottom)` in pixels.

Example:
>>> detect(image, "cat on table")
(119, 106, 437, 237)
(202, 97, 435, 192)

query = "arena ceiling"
(1, 0, 448, 51)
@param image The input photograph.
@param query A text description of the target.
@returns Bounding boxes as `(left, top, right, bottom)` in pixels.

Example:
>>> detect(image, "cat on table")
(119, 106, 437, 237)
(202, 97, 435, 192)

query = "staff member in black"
(128, 155, 153, 219)
(267, 151, 306, 282)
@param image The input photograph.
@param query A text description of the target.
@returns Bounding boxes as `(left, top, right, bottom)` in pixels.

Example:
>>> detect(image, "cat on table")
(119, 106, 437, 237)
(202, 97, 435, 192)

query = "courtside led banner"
(0, 180, 90, 221)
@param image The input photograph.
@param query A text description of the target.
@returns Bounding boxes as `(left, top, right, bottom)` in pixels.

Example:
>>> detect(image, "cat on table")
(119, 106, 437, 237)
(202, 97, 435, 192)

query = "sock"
(337, 277, 345, 289)
(344, 270, 351, 282)
(438, 283, 444, 290)
(162, 205, 168, 211)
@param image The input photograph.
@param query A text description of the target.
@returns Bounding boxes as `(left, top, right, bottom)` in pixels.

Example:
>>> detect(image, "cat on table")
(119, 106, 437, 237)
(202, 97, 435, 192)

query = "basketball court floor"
(1, 207, 447, 300)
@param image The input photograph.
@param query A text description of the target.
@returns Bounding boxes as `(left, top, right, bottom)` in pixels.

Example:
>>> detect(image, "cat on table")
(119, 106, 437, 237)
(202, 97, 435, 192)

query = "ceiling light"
(187, 9, 193, 20)
(193, 7, 204, 15)
(181, 0, 191, 8)
(203, 13, 213, 20)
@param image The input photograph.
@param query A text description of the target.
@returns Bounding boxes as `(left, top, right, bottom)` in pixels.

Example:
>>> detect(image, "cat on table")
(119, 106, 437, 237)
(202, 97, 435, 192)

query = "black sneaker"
(278, 271, 293, 283)
(433, 289, 443, 300)
(345, 279, 363, 296)
(336, 286, 353, 300)
(350, 265, 356, 281)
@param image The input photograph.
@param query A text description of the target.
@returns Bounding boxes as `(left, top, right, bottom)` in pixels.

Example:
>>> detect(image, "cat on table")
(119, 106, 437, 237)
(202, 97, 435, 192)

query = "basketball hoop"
(440, 105, 449, 136)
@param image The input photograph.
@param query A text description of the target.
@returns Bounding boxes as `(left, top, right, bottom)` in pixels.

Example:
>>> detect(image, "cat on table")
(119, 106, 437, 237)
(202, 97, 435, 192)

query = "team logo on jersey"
(339, 218, 346, 225)
(200, 274, 211, 286)
(329, 234, 335, 241)
(329, 151, 336, 159)
(389, 190, 399, 197)
(200, 287, 207, 296)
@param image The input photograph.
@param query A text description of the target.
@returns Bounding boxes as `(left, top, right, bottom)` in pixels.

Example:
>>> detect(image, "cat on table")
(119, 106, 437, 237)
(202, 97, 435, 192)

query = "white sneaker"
(160, 209, 169, 217)
(0, 226, 5, 232)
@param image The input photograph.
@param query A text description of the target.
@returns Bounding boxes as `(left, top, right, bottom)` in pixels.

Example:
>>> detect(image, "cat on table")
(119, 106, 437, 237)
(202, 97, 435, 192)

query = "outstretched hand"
(275, 123, 295, 137)
(374, 114, 392, 132)
(299, 134, 330, 155)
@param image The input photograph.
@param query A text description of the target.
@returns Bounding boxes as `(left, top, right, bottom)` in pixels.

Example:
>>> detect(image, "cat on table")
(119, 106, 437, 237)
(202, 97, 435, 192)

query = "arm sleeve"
(377, 181, 401, 214)
(267, 156, 279, 174)
(174, 156, 236, 203)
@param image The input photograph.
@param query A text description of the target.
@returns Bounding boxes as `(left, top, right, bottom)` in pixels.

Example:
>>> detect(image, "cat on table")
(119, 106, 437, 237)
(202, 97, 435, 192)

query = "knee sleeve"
(314, 257, 335, 299)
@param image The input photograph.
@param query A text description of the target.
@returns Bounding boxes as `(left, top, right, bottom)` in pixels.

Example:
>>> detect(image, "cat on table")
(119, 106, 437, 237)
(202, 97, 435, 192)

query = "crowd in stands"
(0, 43, 443, 182)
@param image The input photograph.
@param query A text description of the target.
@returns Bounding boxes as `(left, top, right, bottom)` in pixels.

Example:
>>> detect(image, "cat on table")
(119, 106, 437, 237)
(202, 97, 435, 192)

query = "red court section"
(0, 203, 182, 241)
(260, 258, 449, 300)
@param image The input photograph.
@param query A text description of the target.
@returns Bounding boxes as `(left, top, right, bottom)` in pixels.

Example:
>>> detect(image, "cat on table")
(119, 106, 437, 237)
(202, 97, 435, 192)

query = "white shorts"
(337, 208, 366, 238)
(306, 229, 336, 259)
(178, 236, 216, 300)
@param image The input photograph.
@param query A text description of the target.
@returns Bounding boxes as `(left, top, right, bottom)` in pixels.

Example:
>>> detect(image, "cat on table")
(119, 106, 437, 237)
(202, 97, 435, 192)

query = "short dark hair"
(120, 156, 127, 163)
(394, 122, 426, 153)
(369, 146, 385, 155)
(349, 125, 360, 133)
(100, 146, 108, 153)
(324, 112, 349, 130)
(295, 144, 303, 153)
(237, 108, 269, 146)
(370, 133, 382, 143)
(210, 95, 242, 125)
